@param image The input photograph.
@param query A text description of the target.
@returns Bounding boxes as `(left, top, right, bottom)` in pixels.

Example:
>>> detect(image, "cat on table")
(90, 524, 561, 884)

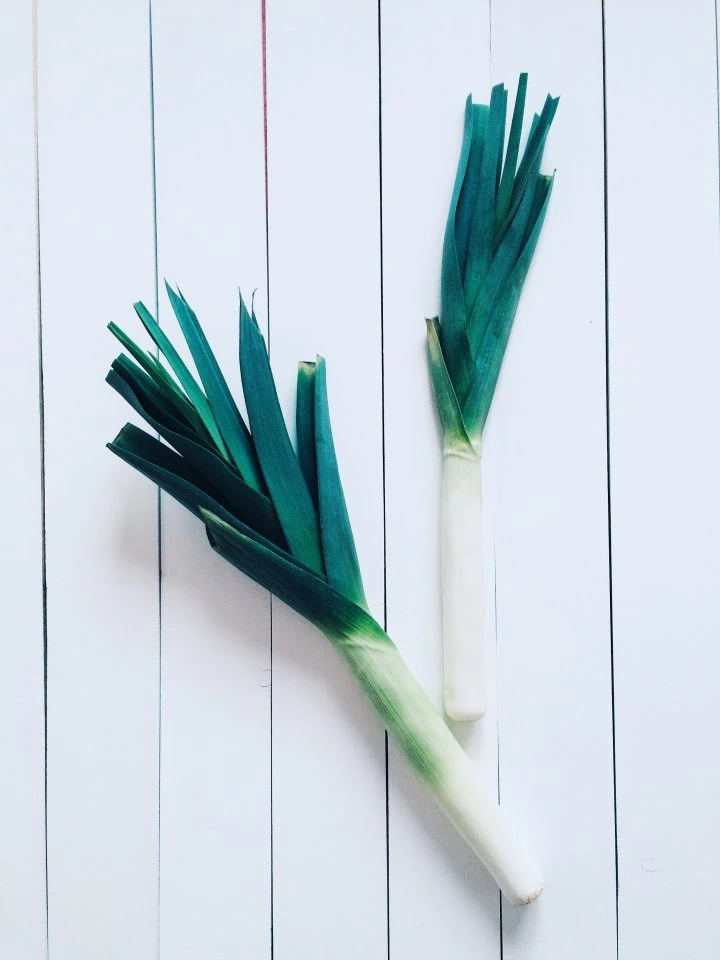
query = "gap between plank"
(31, 0, 50, 953)
(146, 2, 162, 957)
(260, 3, 275, 956)
(376, 5, 392, 958)
(600, 2, 620, 956)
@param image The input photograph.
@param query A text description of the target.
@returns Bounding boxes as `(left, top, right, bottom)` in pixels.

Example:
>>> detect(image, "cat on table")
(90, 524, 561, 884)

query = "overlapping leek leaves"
(106, 284, 544, 904)
(107, 282, 370, 645)
(428, 73, 558, 449)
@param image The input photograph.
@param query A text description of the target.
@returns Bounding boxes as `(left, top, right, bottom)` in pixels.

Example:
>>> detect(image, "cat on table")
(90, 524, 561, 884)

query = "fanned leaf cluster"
(428, 74, 558, 450)
(107, 283, 377, 641)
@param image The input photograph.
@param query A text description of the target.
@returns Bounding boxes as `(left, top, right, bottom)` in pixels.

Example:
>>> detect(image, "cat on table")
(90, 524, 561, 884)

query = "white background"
(2, 0, 719, 957)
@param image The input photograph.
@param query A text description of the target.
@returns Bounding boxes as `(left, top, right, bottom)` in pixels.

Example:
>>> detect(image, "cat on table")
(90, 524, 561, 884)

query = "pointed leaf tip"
(239, 305, 324, 574)
(165, 284, 265, 491)
(313, 358, 366, 609)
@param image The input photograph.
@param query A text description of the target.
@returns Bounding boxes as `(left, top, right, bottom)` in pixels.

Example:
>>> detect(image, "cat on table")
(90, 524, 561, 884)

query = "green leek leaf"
(203, 509, 381, 642)
(133, 300, 230, 460)
(439, 95, 476, 401)
(109, 426, 287, 563)
(455, 103, 487, 284)
(110, 354, 197, 435)
(466, 154, 547, 346)
(107, 372, 284, 545)
(296, 361, 319, 508)
(238, 297, 324, 574)
(501, 94, 558, 236)
(463, 174, 555, 432)
(495, 73, 528, 228)
(313, 357, 366, 609)
(164, 283, 264, 491)
(425, 319, 473, 453)
(464, 83, 507, 304)
(108, 321, 210, 439)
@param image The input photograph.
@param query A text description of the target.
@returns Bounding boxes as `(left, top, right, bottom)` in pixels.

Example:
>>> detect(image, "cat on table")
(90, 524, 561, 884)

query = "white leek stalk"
(441, 447, 485, 720)
(428, 75, 558, 721)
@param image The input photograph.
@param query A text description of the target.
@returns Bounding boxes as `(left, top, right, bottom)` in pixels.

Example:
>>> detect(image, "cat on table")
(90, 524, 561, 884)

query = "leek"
(106, 284, 544, 904)
(428, 75, 558, 721)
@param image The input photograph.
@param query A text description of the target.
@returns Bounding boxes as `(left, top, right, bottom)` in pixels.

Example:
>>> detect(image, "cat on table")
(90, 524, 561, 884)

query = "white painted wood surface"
(36, 1, 159, 957)
(606, 0, 720, 956)
(2, 0, 719, 956)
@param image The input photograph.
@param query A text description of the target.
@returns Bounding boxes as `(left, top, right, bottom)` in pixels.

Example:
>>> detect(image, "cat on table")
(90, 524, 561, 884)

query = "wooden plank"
(150, 1, 272, 954)
(0, 3, 47, 956)
(264, 0, 387, 954)
(36, 1, 160, 955)
(605, 1, 720, 954)
(380, 3, 503, 957)
(489, 2, 616, 955)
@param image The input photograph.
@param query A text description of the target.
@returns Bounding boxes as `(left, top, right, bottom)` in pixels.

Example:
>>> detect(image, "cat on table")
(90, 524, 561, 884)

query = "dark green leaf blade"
(313, 357, 366, 609)
(109, 321, 167, 387)
(495, 72, 528, 229)
(107, 370, 285, 545)
(464, 83, 507, 309)
(109, 424, 258, 539)
(110, 425, 307, 567)
(463, 173, 555, 434)
(203, 510, 384, 643)
(455, 102, 487, 282)
(110, 354, 199, 436)
(239, 297, 325, 574)
(505, 93, 559, 227)
(296, 361, 319, 508)
(164, 283, 265, 491)
(439, 95, 477, 401)
(133, 300, 230, 460)
(109, 322, 212, 440)
(426, 319, 474, 451)
(466, 147, 546, 346)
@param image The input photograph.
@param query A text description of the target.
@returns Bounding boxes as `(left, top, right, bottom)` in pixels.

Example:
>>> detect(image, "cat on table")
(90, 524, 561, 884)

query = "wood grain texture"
(37, 1, 160, 955)
(265, 0, 387, 955)
(606, 0, 720, 954)
(0, 3, 46, 956)
(151, 1, 272, 955)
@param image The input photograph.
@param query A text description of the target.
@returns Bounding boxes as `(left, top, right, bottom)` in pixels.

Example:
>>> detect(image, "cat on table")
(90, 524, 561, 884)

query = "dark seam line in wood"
(488, 8, 503, 956)
(32, 1, 50, 953)
(261, 3, 275, 956)
(494, 539, 503, 959)
(600, 3, 620, 956)
(376, 2, 391, 957)
(147, 3, 162, 956)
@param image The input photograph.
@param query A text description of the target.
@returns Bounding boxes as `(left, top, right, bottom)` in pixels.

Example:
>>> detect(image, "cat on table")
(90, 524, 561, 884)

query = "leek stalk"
(106, 285, 543, 903)
(428, 75, 558, 720)
(441, 446, 485, 720)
